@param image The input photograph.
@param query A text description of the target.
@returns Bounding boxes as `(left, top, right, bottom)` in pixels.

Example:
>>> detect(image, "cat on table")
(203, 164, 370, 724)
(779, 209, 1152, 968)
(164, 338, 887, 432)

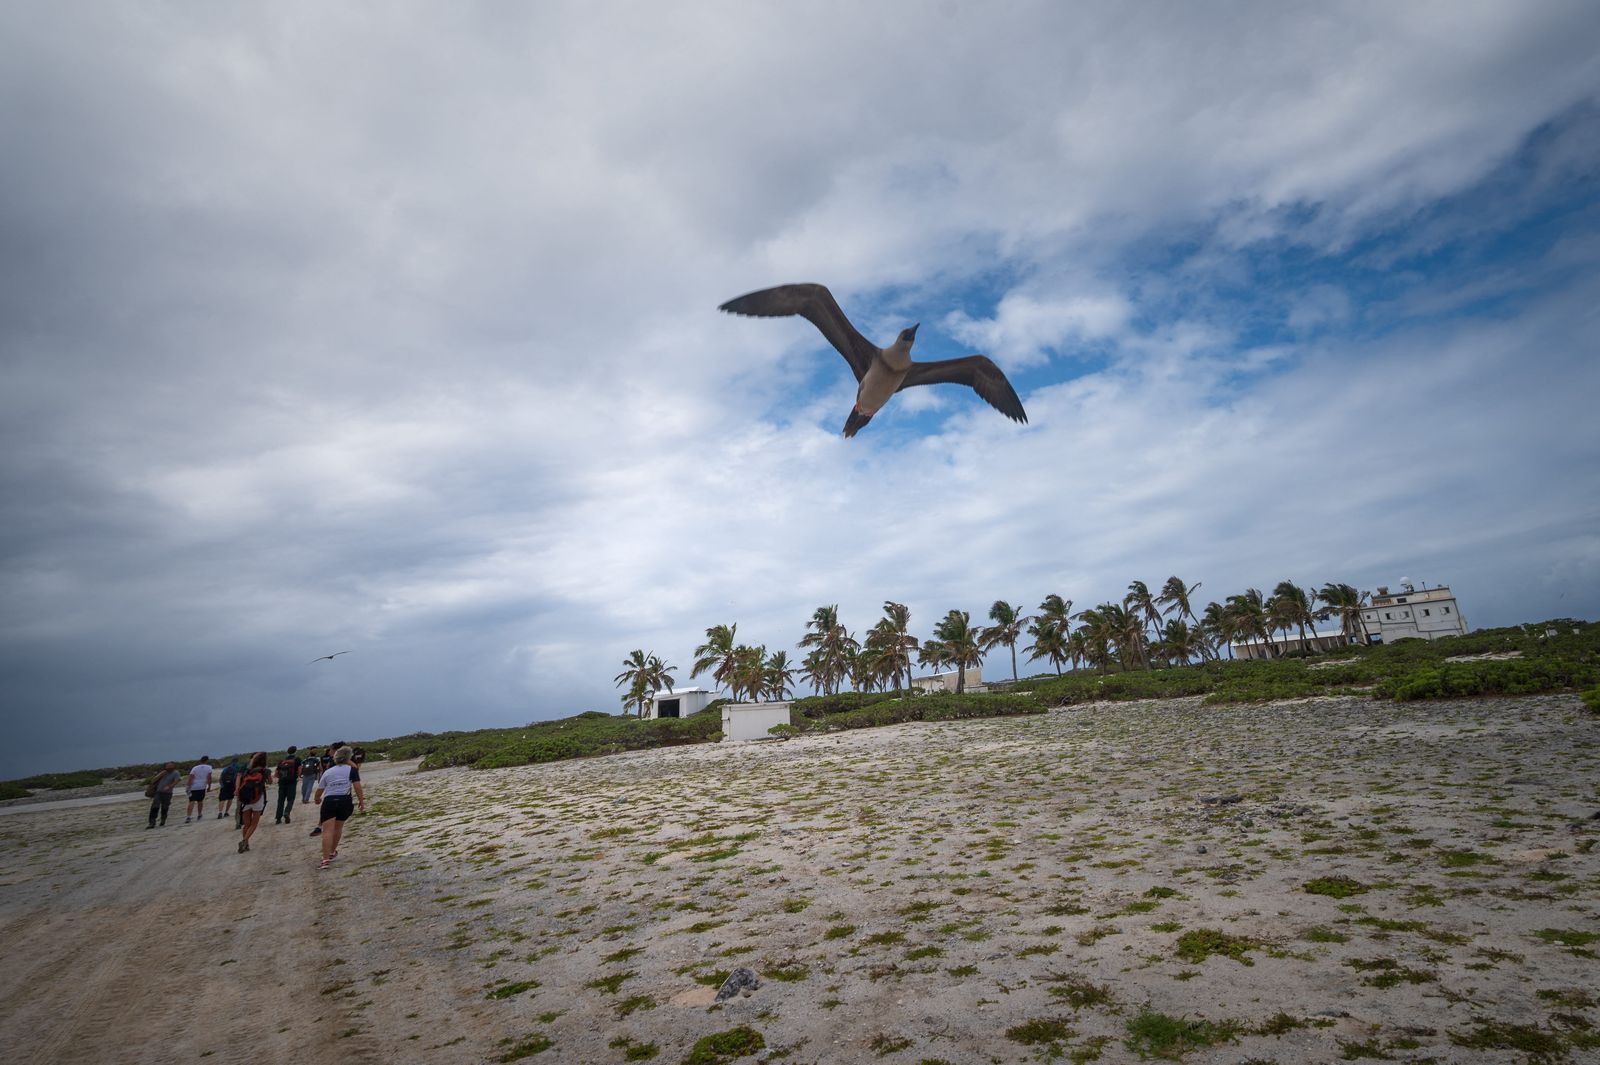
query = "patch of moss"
(1175, 928, 1258, 966)
(1304, 876, 1369, 898)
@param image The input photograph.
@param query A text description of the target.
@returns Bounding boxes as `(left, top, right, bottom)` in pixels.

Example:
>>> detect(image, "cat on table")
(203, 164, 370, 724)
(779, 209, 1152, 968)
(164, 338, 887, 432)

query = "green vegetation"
(789, 689, 1044, 729)
(682, 1026, 764, 1065)
(1123, 1009, 1240, 1059)
(1304, 876, 1369, 899)
(1174, 928, 1259, 965)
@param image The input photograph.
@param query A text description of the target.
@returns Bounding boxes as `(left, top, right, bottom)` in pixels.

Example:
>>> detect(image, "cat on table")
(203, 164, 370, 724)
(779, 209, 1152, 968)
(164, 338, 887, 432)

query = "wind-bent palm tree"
(1025, 594, 1073, 674)
(1225, 589, 1275, 658)
(799, 647, 831, 696)
(980, 599, 1029, 683)
(933, 609, 984, 692)
(1026, 616, 1070, 674)
(691, 623, 741, 695)
(879, 601, 918, 691)
(1199, 600, 1235, 660)
(726, 643, 766, 702)
(1157, 577, 1202, 628)
(1155, 619, 1203, 667)
(1316, 582, 1371, 644)
(1125, 580, 1166, 657)
(798, 605, 857, 696)
(1271, 580, 1318, 653)
(614, 650, 677, 717)
(762, 650, 796, 701)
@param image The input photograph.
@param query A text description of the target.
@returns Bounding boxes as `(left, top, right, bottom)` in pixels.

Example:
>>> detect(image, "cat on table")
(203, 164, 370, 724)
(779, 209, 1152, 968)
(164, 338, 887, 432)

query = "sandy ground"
(1, 695, 1596, 1065)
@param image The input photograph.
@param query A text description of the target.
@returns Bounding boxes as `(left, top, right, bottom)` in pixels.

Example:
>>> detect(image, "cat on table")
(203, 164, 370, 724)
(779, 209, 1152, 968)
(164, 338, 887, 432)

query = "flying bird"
(309, 651, 352, 664)
(718, 282, 1028, 437)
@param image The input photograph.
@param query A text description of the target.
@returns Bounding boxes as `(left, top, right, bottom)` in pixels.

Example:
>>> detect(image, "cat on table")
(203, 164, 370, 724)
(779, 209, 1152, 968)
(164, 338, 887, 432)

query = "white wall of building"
(1361, 585, 1467, 644)
(647, 688, 715, 720)
(721, 702, 792, 742)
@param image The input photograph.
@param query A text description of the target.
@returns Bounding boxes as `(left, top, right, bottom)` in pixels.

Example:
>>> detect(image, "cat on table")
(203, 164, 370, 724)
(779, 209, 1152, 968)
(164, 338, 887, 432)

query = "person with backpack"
(298, 747, 321, 806)
(145, 762, 182, 829)
(216, 756, 243, 819)
(274, 746, 301, 825)
(235, 752, 270, 853)
(312, 745, 365, 869)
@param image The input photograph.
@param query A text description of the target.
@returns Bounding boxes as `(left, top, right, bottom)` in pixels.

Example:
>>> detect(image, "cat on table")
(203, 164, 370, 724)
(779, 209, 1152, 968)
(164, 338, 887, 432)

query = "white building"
(645, 687, 716, 720)
(1361, 583, 1467, 644)
(1230, 629, 1354, 660)
(910, 667, 983, 693)
(721, 701, 792, 742)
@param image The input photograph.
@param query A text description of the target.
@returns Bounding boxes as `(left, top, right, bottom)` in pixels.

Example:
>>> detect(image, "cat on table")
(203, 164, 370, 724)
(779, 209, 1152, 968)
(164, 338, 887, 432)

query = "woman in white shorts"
(236, 751, 271, 853)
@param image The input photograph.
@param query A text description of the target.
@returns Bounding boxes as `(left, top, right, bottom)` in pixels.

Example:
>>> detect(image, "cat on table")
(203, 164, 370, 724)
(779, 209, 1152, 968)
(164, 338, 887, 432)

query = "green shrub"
(788, 691, 1043, 733)
(1580, 686, 1600, 713)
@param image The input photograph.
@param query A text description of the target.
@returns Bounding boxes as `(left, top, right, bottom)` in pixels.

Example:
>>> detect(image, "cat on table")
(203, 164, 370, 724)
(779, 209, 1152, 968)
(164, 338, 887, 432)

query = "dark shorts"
(320, 795, 355, 823)
(219, 783, 235, 801)
(189, 789, 206, 804)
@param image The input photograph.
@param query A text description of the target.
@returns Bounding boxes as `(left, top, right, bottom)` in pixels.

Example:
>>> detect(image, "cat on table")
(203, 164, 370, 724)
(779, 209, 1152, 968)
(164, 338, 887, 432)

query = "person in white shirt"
(312, 746, 365, 869)
(184, 757, 213, 823)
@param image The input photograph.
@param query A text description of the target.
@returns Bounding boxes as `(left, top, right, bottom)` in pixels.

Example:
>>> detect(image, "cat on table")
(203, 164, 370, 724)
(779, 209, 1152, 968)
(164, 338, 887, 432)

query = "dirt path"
(0, 769, 411, 1065)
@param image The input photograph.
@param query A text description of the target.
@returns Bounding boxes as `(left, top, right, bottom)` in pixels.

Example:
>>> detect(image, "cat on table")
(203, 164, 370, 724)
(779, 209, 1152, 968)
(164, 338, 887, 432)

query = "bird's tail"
(842, 408, 874, 438)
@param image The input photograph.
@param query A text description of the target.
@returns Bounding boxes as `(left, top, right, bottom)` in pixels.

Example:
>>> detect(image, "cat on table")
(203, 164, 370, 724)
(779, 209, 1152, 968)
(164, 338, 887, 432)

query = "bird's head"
(898, 324, 919, 346)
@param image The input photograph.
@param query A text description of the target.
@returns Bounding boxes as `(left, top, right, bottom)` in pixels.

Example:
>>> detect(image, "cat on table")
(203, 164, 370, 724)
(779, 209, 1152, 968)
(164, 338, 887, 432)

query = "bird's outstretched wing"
(310, 651, 352, 664)
(898, 356, 1029, 424)
(718, 283, 875, 382)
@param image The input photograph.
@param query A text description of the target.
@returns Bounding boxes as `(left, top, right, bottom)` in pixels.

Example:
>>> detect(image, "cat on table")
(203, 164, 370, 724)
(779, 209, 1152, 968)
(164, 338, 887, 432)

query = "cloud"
(1, 1, 1597, 775)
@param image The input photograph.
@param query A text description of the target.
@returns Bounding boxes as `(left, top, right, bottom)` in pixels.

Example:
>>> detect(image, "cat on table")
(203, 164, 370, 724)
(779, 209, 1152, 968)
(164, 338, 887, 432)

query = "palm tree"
(1270, 580, 1318, 653)
(980, 600, 1030, 683)
(1316, 582, 1371, 644)
(1125, 580, 1166, 654)
(620, 674, 650, 718)
(1025, 616, 1070, 674)
(691, 624, 740, 695)
(613, 650, 676, 717)
(1072, 605, 1116, 672)
(1225, 589, 1275, 658)
(933, 609, 984, 692)
(799, 647, 831, 696)
(1155, 619, 1202, 667)
(798, 606, 857, 696)
(762, 650, 796, 701)
(1025, 594, 1073, 674)
(1157, 577, 1202, 627)
(1199, 600, 1235, 660)
(880, 601, 918, 691)
(729, 644, 767, 702)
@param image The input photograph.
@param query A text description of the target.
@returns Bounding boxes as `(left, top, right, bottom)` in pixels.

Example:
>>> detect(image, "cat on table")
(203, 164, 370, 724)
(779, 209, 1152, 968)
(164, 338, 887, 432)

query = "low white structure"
(721, 701, 791, 742)
(1230, 629, 1353, 660)
(1361, 583, 1467, 644)
(910, 667, 982, 693)
(646, 687, 715, 720)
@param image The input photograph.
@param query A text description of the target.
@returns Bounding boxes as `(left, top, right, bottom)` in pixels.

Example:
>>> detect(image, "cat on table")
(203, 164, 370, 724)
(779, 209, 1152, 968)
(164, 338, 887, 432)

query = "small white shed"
(647, 687, 715, 720)
(721, 702, 792, 743)
(910, 667, 982, 693)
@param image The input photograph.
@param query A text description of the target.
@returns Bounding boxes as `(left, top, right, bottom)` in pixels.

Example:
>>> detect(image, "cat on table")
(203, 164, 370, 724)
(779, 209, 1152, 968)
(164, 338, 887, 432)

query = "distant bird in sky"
(719, 282, 1029, 438)
(309, 651, 352, 664)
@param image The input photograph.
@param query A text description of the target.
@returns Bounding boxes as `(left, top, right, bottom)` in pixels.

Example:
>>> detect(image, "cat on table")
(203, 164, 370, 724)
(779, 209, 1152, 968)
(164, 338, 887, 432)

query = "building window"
(1423, 609, 1431, 616)
(1397, 597, 1408, 603)
(1385, 612, 1392, 619)
(1443, 606, 1451, 614)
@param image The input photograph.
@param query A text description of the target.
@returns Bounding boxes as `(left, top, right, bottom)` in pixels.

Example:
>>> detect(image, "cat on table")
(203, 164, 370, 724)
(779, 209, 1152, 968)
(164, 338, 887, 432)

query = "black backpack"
(237, 769, 265, 805)
(277, 756, 298, 781)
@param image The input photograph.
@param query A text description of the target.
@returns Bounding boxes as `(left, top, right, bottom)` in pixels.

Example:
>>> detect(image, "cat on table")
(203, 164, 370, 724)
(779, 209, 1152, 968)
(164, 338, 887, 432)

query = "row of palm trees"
(613, 577, 1374, 713)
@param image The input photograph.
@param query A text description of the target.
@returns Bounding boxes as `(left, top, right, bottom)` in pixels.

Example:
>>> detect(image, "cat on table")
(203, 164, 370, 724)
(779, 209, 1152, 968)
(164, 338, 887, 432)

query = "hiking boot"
(310, 827, 321, 836)
(184, 817, 191, 823)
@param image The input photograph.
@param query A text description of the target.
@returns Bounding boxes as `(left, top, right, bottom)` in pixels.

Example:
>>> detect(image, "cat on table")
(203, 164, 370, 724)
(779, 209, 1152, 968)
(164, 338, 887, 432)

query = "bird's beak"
(908, 323, 919, 340)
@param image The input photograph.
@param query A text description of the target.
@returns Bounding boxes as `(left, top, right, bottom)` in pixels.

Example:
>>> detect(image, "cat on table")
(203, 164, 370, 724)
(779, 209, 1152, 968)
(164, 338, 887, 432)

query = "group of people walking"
(146, 743, 367, 869)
